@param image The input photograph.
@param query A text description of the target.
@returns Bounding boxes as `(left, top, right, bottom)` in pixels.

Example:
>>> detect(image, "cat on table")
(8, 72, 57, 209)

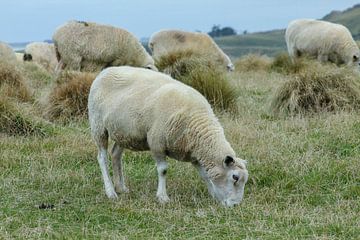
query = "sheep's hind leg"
(96, 132, 118, 199)
(152, 153, 170, 203)
(111, 143, 129, 193)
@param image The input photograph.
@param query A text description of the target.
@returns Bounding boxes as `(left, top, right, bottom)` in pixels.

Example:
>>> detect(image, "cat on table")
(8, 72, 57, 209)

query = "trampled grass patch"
(1, 55, 359, 239)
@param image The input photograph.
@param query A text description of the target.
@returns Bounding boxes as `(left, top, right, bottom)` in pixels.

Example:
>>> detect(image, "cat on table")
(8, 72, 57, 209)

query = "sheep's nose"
(233, 174, 239, 182)
(227, 64, 234, 71)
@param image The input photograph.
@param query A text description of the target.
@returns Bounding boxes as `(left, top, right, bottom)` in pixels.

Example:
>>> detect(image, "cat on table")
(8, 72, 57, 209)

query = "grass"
(1, 57, 359, 239)
(269, 56, 360, 115)
(0, 60, 32, 101)
(156, 51, 238, 112)
(44, 71, 97, 122)
(234, 54, 272, 72)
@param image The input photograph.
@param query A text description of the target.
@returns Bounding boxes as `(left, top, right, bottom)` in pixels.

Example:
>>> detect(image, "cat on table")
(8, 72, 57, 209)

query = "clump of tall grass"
(0, 95, 48, 136)
(156, 50, 237, 112)
(0, 60, 32, 101)
(44, 71, 97, 121)
(234, 54, 272, 72)
(269, 60, 360, 115)
(270, 52, 308, 74)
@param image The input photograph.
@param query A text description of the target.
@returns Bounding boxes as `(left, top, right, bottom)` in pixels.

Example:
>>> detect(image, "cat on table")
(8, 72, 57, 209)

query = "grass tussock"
(0, 95, 48, 136)
(0, 60, 31, 101)
(270, 60, 360, 115)
(270, 52, 309, 74)
(156, 50, 238, 112)
(234, 54, 272, 72)
(45, 71, 97, 121)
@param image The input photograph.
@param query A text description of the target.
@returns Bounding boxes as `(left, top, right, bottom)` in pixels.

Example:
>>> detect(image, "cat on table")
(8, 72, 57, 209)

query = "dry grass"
(0, 60, 32, 101)
(156, 51, 237, 112)
(44, 71, 97, 121)
(1, 54, 360, 239)
(234, 54, 272, 72)
(0, 95, 48, 136)
(270, 52, 309, 74)
(269, 60, 360, 115)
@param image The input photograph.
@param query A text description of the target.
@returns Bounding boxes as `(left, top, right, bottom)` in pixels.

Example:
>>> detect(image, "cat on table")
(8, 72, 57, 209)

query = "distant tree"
(208, 25, 236, 37)
(209, 25, 221, 37)
(243, 30, 248, 35)
(221, 27, 237, 36)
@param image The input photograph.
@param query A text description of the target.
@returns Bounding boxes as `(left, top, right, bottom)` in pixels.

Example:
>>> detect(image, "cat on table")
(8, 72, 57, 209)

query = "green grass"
(214, 30, 286, 58)
(1, 60, 359, 239)
(323, 4, 360, 38)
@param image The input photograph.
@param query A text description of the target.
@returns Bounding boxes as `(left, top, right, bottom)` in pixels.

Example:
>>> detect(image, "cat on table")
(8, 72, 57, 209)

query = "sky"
(1, 0, 359, 43)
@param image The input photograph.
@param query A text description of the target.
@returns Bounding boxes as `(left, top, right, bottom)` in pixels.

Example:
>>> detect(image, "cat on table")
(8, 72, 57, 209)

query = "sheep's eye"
(353, 55, 359, 61)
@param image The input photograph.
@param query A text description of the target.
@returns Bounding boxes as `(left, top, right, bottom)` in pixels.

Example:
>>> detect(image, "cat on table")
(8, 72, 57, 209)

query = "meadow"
(1, 57, 359, 239)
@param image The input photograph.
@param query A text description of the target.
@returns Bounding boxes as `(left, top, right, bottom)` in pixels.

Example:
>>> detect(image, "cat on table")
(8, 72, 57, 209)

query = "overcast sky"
(1, 0, 359, 43)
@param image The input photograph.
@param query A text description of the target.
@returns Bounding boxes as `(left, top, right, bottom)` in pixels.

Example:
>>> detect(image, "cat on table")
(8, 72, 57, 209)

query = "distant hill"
(216, 4, 360, 58)
(322, 4, 360, 39)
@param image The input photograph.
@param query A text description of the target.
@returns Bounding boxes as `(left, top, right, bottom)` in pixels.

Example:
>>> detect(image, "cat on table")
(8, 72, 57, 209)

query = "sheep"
(15, 52, 24, 62)
(0, 41, 16, 63)
(24, 42, 58, 72)
(53, 20, 157, 73)
(285, 19, 360, 66)
(148, 29, 234, 71)
(88, 66, 248, 207)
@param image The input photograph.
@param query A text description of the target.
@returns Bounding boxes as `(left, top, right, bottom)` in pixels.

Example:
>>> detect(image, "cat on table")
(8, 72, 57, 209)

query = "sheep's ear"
(224, 156, 234, 167)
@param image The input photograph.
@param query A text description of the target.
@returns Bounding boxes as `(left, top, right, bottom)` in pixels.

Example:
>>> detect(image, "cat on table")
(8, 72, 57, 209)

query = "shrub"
(269, 61, 360, 115)
(0, 60, 31, 101)
(234, 54, 272, 72)
(156, 51, 237, 112)
(45, 71, 97, 121)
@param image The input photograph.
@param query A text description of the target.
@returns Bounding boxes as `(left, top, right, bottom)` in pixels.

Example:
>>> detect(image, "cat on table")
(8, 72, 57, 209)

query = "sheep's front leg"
(111, 143, 129, 193)
(152, 153, 170, 203)
(97, 146, 118, 199)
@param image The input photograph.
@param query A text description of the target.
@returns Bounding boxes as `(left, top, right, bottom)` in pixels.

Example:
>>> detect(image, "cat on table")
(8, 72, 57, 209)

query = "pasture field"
(1, 62, 359, 239)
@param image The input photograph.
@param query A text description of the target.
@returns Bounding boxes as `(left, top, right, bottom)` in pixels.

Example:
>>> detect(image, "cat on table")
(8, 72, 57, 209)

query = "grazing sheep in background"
(285, 19, 360, 66)
(24, 42, 58, 72)
(149, 29, 234, 71)
(88, 66, 248, 207)
(53, 20, 157, 73)
(15, 52, 24, 62)
(0, 41, 17, 63)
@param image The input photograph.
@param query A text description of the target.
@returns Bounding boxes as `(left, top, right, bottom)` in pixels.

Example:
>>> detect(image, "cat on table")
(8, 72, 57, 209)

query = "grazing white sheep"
(0, 41, 16, 63)
(285, 19, 360, 66)
(53, 20, 157, 72)
(149, 29, 234, 71)
(88, 66, 248, 207)
(15, 52, 24, 62)
(24, 42, 58, 72)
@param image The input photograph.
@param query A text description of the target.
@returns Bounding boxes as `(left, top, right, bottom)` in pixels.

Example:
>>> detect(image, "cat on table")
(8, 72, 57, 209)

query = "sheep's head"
(351, 53, 360, 67)
(197, 156, 248, 207)
(227, 63, 235, 71)
(144, 63, 158, 71)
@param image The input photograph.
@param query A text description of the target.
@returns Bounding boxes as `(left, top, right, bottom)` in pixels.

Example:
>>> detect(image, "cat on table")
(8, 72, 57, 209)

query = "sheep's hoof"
(115, 185, 129, 193)
(106, 189, 118, 199)
(157, 194, 170, 204)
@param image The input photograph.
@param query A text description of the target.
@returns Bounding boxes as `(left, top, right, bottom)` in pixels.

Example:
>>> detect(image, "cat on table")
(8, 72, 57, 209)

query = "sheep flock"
(2, 17, 360, 208)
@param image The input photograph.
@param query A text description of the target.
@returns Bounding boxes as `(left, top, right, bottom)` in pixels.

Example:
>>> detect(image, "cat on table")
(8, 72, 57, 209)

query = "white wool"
(0, 41, 16, 63)
(285, 19, 360, 66)
(149, 29, 234, 71)
(88, 66, 248, 206)
(53, 21, 156, 72)
(24, 42, 58, 72)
